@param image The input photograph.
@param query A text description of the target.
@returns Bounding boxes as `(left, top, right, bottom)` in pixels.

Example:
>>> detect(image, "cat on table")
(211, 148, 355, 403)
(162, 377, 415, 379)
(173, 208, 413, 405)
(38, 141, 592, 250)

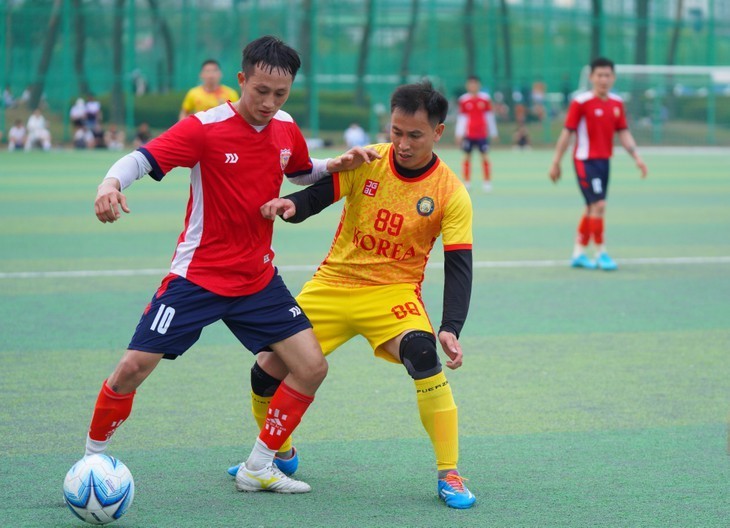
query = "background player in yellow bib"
(178, 59, 239, 120)
(230, 81, 476, 508)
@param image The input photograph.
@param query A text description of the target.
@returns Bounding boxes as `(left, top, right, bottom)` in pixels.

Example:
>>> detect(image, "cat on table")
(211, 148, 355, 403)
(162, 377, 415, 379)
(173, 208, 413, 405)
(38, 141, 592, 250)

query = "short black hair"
(590, 57, 615, 72)
(390, 81, 448, 127)
(467, 75, 481, 83)
(200, 59, 221, 70)
(242, 35, 301, 79)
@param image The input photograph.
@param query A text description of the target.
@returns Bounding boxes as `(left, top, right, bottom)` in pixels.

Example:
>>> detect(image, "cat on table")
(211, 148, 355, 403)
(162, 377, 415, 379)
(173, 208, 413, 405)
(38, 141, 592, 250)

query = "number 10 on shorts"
(150, 304, 176, 334)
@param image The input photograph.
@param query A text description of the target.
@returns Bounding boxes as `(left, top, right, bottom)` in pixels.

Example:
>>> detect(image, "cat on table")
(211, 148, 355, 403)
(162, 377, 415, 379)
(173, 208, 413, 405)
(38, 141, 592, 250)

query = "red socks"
(88, 380, 135, 442)
(590, 217, 604, 245)
(482, 159, 491, 181)
(258, 382, 313, 451)
(577, 215, 591, 246)
(462, 160, 471, 182)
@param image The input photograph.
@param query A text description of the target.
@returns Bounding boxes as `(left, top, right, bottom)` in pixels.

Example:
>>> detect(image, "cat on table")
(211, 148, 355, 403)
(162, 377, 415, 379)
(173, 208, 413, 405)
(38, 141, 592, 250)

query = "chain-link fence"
(2, 0, 729, 145)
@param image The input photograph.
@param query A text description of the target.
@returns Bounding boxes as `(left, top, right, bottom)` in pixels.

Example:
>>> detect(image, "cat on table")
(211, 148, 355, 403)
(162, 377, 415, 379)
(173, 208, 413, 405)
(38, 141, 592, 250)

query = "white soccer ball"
(63, 454, 135, 525)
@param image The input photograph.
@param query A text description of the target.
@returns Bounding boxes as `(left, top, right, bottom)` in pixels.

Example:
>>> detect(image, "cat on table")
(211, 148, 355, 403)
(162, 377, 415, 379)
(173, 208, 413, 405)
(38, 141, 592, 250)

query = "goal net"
(578, 65, 730, 147)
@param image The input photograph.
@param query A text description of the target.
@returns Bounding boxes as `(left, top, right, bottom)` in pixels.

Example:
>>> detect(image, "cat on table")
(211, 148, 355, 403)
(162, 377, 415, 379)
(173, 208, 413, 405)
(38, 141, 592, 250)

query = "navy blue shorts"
(128, 272, 312, 359)
(574, 158, 610, 205)
(461, 138, 489, 154)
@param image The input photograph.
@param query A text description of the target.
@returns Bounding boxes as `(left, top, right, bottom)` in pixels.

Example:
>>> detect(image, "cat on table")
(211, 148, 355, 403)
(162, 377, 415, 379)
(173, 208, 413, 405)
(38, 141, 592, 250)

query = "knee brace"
(250, 362, 282, 397)
(399, 331, 442, 380)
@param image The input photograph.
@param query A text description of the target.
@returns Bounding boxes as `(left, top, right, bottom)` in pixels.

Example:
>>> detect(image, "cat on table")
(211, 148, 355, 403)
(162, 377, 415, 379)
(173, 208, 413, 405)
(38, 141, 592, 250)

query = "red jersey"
(139, 102, 313, 297)
(456, 92, 495, 139)
(564, 91, 628, 160)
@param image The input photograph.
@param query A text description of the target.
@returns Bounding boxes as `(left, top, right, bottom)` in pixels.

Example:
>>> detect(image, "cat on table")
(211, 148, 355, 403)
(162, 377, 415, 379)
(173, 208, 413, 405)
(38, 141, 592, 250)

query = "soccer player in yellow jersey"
(178, 59, 239, 120)
(229, 81, 475, 508)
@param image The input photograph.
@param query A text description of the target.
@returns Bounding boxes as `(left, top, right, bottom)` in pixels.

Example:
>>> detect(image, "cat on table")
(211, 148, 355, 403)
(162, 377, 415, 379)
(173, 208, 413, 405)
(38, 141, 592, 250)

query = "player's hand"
(438, 330, 463, 370)
(455, 136, 463, 147)
(636, 158, 648, 178)
(260, 198, 296, 220)
(549, 162, 561, 183)
(95, 179, 130, 223)
(327, 147, 381, 173)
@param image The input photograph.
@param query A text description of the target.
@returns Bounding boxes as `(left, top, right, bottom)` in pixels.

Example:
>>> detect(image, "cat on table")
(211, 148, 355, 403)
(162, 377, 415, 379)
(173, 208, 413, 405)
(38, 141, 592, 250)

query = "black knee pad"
(250, 362, 282, 397)
(399, 331, 442, 380)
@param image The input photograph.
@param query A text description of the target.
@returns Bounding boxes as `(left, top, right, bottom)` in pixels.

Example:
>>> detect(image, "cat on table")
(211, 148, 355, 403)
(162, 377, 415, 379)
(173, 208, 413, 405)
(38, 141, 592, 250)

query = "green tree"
(30, 0, 62, 110)
(399, 0, 420, 84)
(464, 0, 476, 78)
(590, 0, 603, 60)
(356, 0, 375, 107)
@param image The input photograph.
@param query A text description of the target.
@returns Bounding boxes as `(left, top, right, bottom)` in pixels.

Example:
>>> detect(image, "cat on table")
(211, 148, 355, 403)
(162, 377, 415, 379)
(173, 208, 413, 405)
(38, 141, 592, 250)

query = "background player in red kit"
(88, 36, 377, 494)
(549, 57, 647, 270)
(455, 75, 498, 192)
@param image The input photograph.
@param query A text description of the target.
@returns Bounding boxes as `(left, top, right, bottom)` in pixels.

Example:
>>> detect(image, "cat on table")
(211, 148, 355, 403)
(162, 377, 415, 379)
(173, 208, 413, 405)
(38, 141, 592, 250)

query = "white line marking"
(1, 257, 728, 280)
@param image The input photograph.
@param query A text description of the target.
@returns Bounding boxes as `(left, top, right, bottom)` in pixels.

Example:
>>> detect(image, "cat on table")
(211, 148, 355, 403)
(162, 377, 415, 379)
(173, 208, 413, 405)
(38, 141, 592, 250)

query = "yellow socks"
(414, 372, 459, 471)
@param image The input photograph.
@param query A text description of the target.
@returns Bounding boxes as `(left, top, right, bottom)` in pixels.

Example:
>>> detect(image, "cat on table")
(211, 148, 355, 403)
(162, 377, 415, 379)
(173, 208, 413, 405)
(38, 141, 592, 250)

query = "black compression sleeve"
(283, 175, 336, 224)
(439, 249, 472, 338)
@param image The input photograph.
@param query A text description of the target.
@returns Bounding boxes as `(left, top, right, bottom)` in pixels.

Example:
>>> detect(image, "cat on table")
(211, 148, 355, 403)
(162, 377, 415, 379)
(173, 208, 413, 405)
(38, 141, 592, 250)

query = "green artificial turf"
(0, 148, 728, 527)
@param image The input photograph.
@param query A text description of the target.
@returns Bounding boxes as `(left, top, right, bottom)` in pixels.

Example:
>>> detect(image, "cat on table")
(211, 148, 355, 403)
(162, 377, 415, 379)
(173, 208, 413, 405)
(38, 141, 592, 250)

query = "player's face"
(236, 65, 293, 126)
(590, 66, 615, 97)
(200, 64, 222, 89)
(466, 79, 480, 94)
(390, 108, 445, 170)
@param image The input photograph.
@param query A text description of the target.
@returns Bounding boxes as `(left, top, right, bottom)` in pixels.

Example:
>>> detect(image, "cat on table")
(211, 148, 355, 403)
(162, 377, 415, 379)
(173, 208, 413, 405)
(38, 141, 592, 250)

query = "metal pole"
(252, 0, 260, 40)
(542, 0, 552, 143)
(61, 0, 72, 142)
(308, 0, 319, 138)
(0, 0, 6, 135)
(124, 0, 135, 135)
(706, 0, 716, 145)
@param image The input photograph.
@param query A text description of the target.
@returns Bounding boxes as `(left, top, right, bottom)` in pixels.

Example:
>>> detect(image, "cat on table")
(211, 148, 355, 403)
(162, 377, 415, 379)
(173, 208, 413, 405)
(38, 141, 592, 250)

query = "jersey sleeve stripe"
(444, 243, 472, 251)
(137, 147, 165, 181)
(332, 172, 341, 201)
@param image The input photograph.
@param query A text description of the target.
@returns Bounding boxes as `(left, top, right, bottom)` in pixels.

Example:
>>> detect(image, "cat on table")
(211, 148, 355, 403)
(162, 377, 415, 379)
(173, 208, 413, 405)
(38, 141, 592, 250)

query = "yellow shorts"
(296, 279, 434, 363)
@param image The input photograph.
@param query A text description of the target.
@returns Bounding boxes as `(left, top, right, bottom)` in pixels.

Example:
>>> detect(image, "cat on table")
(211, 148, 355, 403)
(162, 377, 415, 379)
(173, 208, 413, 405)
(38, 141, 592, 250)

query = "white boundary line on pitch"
(1, 256, 729, 280)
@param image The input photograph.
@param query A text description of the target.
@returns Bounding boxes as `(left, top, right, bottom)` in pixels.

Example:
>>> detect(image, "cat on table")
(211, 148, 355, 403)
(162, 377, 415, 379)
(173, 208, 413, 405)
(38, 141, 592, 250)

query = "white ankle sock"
(572, 243, 587, 259)
(85, 435, 109, 457)
(245, 438, 276, 471)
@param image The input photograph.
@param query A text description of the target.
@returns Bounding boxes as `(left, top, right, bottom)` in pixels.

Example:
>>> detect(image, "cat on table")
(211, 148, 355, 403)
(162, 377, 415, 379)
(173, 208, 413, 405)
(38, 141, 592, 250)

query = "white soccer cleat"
(235, 463, 312, 494)
(482, 181, 493, 193)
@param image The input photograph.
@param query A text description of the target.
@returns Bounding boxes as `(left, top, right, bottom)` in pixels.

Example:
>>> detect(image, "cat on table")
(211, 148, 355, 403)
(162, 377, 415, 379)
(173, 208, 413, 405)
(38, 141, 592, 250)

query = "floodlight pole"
(706, 0, 716, 145)
(0, 0, 5, 135)
(124, 0, 136, 136)
(308, 0, 320, 138)
(62, 0, 72, 142)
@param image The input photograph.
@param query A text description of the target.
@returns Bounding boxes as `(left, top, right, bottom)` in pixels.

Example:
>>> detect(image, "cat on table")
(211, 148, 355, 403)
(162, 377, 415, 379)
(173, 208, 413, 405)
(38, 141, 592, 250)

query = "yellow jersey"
(313, 143, 472, 288)
(180, 85, 239, 114)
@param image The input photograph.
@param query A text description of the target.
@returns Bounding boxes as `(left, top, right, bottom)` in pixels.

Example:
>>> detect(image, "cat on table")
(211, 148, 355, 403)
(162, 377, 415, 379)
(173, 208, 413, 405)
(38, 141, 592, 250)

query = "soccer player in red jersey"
(455, 75, 498, 192)
(88, 36, 377, 494)
(549, 57, 648, 270)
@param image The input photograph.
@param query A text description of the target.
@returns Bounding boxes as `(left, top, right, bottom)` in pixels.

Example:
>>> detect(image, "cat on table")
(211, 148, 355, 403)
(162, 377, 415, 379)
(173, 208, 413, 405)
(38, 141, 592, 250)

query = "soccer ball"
(63, 454, 135, 525)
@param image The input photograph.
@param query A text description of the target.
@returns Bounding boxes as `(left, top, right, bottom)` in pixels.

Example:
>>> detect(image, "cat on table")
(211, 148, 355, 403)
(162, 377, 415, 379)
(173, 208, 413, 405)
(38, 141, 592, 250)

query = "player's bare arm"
(618, 129, 648, 178)
(326, 146, 381, 173)
(438, 330, 463, 370)
(549, 128, 574, 183)
(260, 198, 296, 220)
(94, 151, 153, 223)
(95, 178, 130, 224)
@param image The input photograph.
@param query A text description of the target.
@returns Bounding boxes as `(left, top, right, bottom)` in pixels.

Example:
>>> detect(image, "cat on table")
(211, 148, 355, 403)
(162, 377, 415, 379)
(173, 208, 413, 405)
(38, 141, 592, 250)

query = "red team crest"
(363, 179, 379, 197)
(280, 148, 292, 171)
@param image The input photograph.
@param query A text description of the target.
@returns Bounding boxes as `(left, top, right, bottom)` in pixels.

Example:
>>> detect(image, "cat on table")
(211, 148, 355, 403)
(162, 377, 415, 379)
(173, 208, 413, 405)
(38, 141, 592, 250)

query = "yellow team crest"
(416, 197, 435, 217)
(280, 148, 292, 171)
(614, 106, 621, 118)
